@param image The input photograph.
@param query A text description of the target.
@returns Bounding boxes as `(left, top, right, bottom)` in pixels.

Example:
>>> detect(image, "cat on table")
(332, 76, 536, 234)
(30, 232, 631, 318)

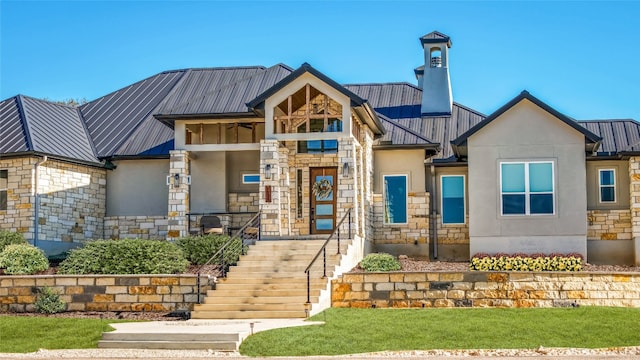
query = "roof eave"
(0, 151, 106, 168)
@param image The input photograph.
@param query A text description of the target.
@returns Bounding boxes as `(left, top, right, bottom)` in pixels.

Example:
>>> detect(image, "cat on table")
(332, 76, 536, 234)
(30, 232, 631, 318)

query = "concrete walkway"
(109, 318, 323, 340)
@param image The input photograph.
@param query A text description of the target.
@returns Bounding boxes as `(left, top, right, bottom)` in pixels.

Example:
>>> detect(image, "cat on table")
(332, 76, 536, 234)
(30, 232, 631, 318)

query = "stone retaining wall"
(332, 272, 640, 308)
(0, 275, 213, 313)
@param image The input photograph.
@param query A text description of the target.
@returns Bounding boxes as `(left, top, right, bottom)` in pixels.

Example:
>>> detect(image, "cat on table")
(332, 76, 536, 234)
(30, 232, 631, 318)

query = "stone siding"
(167, 150, 190, 238)
(435, 215, 469, 245)
(0, 157, 106, 242)
(0, 157, 35, 236)
(0, 275, 212, 312)
(372, 192, 430, 245)
(332, 272, 640, 308)
(587, 209, 632, 240)
(630, 157, 640, 265)
(104, 216, 168, 240)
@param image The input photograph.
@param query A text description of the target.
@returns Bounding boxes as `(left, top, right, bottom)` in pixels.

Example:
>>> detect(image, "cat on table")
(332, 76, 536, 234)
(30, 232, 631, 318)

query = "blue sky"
(1, 1, 639, 120)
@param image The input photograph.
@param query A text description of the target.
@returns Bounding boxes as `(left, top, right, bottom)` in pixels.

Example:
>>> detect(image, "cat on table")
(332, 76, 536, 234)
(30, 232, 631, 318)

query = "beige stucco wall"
(106, 160, 169, 217)
(373, 149, 425, 193)
(467, 99, 588, 257)
(226, 151, 259, 193)
(586, 160, 630, 209)
(190, 151, 226, 213)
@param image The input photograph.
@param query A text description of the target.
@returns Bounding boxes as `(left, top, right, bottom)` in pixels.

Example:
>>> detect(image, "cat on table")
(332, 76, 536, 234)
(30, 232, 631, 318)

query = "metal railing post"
(221, 247, 226, 278)
(322, 247, 327, 278)
(197, 272, 201, 304)
(337, 227, 341, 255)
(348, 211, 352, 238)
(306, 271, 311, 304)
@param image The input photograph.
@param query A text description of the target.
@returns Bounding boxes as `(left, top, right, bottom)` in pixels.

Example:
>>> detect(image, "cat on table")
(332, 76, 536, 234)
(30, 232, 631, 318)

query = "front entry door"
(310, 167, 337, 234)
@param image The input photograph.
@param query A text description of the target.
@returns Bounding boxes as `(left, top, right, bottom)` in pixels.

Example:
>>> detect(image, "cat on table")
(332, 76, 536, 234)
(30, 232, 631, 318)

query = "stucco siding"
(226, 151, 260, 193)
(190, 151, 226, 213)
(106, 160, 169, 216)
(586, 160, 630, 209)
(373, 149, 425, 193)
(467, 99, 588, 256)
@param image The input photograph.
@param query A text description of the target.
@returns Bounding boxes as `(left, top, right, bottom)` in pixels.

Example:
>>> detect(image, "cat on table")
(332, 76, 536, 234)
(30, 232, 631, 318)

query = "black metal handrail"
(196, 211, 261, 303)
(304, 209, 352, 304)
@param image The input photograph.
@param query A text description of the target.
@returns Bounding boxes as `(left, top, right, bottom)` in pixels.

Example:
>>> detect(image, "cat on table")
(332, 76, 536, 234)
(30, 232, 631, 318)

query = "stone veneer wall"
(37, 160, 106, 242)
(332, 272, 640, 308)
(0, 275, 212, 312)
(103, 216, 168, 240)
(435, 215, 469, 246)
(372, 192, 430, 245)
(0, 157, 106, 242)
(0, 157, 36, 235)
(587, 209, 632, 240)
(167, 150, 190, 238)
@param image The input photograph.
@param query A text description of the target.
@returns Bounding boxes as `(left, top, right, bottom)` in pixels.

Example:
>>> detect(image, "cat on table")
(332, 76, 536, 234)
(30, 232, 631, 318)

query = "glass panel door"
(310, 167, 337, 234)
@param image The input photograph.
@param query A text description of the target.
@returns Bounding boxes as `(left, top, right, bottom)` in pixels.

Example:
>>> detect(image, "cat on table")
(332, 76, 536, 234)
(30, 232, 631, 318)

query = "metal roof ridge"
(17, 94, 82, 110)
(73, 102, 100, 161)
(344, 82, 421, 90)
(15, 95, 35, 151)
(452, 101, 486, 118)
(578, 118, 639, 123)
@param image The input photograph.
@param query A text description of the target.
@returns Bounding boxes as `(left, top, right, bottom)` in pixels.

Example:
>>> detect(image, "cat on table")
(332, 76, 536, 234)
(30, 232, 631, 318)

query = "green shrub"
(0, 244, 49, 275)
(0, 230, 27, 252)
(34, 286, 66, 314)
(57, 239, 189, 274)
(176, 234, 244, 266)
(360, 253, 401, 272)
(470, 253, 583, 272)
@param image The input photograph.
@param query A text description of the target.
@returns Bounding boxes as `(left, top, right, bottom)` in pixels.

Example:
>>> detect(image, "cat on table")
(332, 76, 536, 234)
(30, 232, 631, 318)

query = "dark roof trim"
(15, 95, 34, 151)
(374, 143, 440, 152)
(0, 151, 106, 169)
(452, 90, 602, 147)
(155, 112, 259, 124)
(107, 155, 170, 161)
(246, 63, 367, 110)
(377, 113, 435, 144)
(420, 31, 451, 46)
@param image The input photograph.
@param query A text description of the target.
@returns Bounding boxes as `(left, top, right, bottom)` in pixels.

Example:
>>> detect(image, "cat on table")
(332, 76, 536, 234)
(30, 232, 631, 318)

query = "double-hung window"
(501, 161, 554, 215)
(383, 175, 407, 224)
(0, 170, 7, 211)
(598, 169, 615, 203)
(441, 175, 465, 224)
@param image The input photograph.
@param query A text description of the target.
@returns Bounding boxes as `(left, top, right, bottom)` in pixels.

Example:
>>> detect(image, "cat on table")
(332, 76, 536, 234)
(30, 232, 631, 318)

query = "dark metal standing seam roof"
(80, 70, 187, 158)
(0, 97, 29, 154)
(0, 95, 100, 164)
(345, 83, 485, 159)
(579, 119, 640, 154)
(156, 64, 293, 116)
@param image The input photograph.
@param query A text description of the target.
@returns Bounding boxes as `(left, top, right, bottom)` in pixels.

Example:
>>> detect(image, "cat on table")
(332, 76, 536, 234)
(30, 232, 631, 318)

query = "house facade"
(1, 31, 639, 265)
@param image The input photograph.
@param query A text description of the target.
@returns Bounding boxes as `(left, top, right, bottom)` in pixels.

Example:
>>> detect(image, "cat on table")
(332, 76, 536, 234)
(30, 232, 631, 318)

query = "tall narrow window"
(296, 169, 303, 218)
(0, 170, 7, 211)
(501, 161, 554, 215)
(441, 175, 465, 224)
(599, 169, 615, 203)
(383, 175, 407, 224)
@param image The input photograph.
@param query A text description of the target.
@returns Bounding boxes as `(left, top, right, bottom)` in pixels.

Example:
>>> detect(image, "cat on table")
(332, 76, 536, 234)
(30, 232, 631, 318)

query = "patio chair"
(200, 215, 224, 235)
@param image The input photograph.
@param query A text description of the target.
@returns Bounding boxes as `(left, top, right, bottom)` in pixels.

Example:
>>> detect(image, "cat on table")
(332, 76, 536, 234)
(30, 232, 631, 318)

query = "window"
(242, 174, 260, 184)
(501, 162, 554, 215)
(441, 175, 465, 224)
(0, 170, 7, 210)
(297, 118, 341, 154)
(383, 175, 407, 224)
(599, 169, 615, 203)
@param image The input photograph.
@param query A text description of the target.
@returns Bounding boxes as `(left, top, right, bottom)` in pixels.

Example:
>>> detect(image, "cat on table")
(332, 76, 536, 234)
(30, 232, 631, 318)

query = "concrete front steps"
(98, 332, 240, 351)
(191, 239, 348, 319)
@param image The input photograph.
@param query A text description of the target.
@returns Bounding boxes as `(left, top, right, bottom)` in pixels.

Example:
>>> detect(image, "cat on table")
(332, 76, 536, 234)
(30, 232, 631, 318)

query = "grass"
(240, 307, 640, 356)
(0, 316, 122, 353)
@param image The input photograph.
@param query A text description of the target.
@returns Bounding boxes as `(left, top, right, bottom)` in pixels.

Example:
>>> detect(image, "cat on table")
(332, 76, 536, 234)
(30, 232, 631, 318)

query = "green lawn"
(0, 316, 121, 353)
(240, 307, 640, 356)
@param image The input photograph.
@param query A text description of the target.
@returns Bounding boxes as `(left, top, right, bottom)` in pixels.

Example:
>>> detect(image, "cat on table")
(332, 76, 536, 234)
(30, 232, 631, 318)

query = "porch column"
(629, 156, 640, 265)
(167, 150, 190, 239)
(338, 138, 359, 236)
(260, 140, 282, 237)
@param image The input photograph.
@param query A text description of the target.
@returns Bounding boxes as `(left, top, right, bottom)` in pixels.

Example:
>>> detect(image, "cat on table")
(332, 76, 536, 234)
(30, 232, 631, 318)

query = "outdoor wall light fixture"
(265, 164, 272, 180)
(342, 162, 350, 178)
(173, 173, 180, 188)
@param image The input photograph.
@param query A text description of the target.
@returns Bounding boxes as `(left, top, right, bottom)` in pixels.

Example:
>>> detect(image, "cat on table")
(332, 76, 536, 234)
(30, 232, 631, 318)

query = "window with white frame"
(599, 169, 615, 203)
(500, 161, 554, 215)
(441, 175, 465, 224)
(242, 174, 260, 184)
(383, 174, 408, 224)
(0, 170, 7, 211)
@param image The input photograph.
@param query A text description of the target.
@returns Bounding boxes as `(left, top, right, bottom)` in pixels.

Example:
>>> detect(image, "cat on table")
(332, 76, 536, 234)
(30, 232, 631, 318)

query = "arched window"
(430, 47, 442, 68)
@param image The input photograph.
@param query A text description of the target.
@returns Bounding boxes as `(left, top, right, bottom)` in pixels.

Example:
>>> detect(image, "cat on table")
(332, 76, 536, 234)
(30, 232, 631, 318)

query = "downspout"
(430, 164, 438, 259)
(33, 155, 48, 247)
